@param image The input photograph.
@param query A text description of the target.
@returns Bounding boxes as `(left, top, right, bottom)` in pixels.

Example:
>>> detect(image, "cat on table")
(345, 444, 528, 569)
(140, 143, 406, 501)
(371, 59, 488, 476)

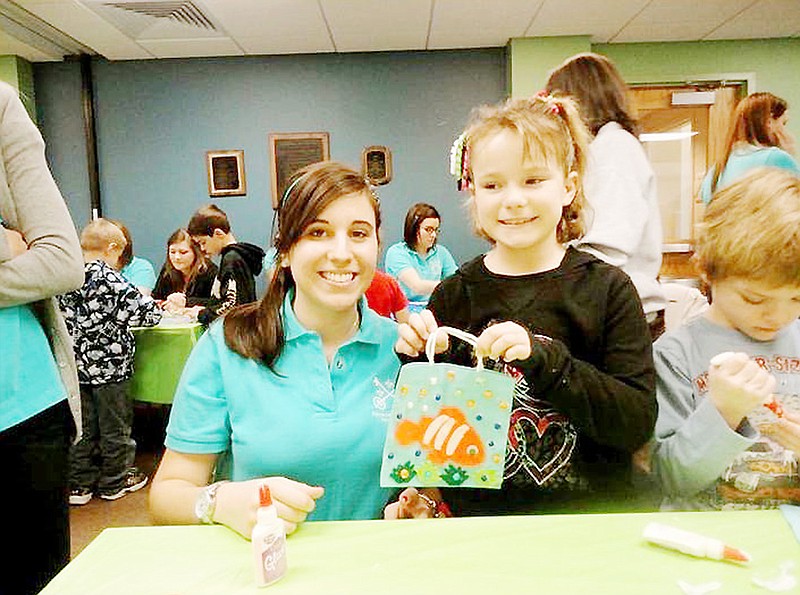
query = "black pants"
(1, 400, 73, 595)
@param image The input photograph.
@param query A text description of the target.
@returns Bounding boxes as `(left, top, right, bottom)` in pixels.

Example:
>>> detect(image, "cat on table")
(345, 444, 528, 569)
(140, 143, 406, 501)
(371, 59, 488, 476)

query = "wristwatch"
(194, 480, 229, 524)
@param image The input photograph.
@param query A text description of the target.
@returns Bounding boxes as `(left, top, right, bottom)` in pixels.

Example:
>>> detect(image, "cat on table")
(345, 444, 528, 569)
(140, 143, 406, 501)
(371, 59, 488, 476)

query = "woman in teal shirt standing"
(700, 92, 799, 203)
(150, 161, 400, 538)
(0, 82, 84, 594)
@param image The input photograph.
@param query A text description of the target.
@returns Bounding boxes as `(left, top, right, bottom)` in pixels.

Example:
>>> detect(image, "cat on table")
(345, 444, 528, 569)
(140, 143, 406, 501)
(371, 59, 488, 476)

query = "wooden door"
(629, 85, 741, 280)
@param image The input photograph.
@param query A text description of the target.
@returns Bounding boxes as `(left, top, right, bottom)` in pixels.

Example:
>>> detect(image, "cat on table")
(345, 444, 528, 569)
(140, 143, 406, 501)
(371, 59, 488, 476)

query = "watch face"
(195, 489, 212, 523)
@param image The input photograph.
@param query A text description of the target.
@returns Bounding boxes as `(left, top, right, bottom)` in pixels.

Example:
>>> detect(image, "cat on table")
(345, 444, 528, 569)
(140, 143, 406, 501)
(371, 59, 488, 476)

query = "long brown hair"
(545, 52, 638, 137)
(160, 228, 209, 291)
(223, 161, 380, 369)
(710, 92, 789, 194)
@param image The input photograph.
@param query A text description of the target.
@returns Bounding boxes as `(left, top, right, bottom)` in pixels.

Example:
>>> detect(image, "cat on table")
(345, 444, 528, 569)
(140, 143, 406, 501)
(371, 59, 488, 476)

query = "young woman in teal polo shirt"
(150, 161, 400, 539)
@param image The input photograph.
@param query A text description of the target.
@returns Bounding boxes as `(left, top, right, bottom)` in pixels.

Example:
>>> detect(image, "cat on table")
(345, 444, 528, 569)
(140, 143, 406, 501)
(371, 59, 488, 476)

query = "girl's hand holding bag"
(380, 326, 514, 489)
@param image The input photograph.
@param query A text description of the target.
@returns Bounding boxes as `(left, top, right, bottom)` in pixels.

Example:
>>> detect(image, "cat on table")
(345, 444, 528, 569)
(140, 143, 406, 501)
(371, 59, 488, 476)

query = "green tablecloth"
(130, 322, 203, 404)
(41, 510, 799, 594)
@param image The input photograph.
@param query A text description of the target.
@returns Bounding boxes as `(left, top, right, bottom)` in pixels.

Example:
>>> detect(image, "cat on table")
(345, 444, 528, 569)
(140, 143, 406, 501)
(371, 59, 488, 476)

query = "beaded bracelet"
(417, 492, 452, 518)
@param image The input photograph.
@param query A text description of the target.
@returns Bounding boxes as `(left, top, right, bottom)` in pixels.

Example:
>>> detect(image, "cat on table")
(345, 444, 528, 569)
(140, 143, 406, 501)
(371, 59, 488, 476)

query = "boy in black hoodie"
(188, 204, 265, 325)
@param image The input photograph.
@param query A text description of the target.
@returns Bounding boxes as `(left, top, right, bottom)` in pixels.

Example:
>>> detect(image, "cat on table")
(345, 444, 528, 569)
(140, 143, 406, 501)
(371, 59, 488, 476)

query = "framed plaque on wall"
(362, 145, 392, 186)
(269, 132, 330, 209)
(206, 150, 246, 197)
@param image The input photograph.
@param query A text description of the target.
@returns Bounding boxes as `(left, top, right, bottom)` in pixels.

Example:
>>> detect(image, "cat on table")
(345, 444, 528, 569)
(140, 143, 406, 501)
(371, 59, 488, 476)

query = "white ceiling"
(0, 0, 798, 63)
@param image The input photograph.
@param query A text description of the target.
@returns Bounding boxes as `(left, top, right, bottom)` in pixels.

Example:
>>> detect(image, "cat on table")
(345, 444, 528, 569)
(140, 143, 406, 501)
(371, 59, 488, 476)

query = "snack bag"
(380, 327, 514, 489)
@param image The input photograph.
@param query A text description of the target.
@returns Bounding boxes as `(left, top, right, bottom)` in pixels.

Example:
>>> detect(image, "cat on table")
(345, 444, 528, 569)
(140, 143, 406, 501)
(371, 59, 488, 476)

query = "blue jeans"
(2, 400, 73, 595)
(70, 380, 136, 493)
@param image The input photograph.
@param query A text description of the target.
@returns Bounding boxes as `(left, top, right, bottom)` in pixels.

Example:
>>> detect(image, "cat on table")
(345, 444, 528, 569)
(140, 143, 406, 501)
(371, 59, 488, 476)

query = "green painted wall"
(596, 38, 800, 140)
(0, 55, 18, 87)
(0, 55, 36, 121)
(507, 36, 590, 98)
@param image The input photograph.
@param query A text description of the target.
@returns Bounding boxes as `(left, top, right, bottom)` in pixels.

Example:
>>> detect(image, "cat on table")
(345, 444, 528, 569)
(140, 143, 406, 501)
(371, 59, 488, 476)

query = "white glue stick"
(708, 352, 783, 417)
(643, 522, 750, 563)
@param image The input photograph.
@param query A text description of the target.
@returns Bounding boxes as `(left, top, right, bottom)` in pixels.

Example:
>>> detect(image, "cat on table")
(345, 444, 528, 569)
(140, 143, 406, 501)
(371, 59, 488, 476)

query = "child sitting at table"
(153, 228, 217, 319)
(188, 204, 265, 325)
(652, 168, 800, 510)
(387, 95, 656, 519)
(58, 218, 162, 505)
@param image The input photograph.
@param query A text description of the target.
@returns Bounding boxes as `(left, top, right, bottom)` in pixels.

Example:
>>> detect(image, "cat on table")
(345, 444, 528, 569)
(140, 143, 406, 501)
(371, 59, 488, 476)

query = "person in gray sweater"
(0, 81, 84, 595)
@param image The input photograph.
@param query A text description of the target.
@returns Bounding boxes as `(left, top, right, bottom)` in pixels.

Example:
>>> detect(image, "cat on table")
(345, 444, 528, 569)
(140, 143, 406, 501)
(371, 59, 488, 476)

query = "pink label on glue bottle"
(256, 532, 287, 586)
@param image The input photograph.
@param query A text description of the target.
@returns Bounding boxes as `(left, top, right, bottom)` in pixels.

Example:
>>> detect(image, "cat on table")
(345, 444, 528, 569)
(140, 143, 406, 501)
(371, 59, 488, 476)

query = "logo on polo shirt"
(371, 376, 395, 421)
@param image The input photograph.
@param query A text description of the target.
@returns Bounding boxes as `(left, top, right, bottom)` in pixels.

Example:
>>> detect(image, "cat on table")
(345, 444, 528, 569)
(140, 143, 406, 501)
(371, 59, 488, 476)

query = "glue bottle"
(252, 483, 287, 586)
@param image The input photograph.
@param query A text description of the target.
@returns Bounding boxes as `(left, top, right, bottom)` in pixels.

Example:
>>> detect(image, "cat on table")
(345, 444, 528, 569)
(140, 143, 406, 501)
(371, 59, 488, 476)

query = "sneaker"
(99, 468, 148, 501)
(69, 488, 93, 506)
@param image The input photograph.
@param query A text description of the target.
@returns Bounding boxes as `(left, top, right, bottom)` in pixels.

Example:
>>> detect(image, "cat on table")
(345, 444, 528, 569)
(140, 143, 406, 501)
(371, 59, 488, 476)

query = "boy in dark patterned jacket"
(59, 218, 162, 505)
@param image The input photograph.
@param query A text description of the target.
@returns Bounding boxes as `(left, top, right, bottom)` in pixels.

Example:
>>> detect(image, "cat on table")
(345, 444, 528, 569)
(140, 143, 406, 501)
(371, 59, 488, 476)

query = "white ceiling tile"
(204, 0, 326, 39)
(207, 0, 334, 53)
(527, 0, 649, 42)
(429, 0, 541, 49)
(320, 0, 430, 52)
(137, 36, 243, 58)
(705, 0, 800, 40)
(613, 0, 755, 42)
(236, 34, 334, 55)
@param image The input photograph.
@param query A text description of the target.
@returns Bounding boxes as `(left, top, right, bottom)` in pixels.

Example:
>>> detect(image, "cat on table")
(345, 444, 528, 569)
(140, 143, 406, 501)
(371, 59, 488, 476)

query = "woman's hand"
(384, 487, 444, 519)
(395, 310, 448, 357)
(3, 228, 27, 258)
(166, 292, 187, 308)
(476, 321, 531, 362)
(214, 477, 324, 538)
(708, 352, 776, 430)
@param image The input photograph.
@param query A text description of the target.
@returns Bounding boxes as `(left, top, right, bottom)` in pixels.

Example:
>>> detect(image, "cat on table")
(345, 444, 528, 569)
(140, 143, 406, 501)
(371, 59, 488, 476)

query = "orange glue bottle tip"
(723, 545, 751, 563)
(259, 483, 273, 507)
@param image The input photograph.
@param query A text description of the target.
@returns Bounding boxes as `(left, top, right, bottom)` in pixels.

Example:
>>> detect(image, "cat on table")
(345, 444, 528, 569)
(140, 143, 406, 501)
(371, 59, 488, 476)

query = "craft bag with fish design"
(380, 327, 514, 489)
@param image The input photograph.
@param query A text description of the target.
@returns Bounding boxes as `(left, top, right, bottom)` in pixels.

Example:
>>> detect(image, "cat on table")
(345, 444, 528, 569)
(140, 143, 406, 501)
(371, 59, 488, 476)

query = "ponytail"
(223, 266, 290, 371)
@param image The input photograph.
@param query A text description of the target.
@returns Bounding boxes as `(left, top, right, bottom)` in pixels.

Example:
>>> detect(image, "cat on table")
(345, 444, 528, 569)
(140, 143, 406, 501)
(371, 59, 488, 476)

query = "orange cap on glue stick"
(643, 523, 750, 563)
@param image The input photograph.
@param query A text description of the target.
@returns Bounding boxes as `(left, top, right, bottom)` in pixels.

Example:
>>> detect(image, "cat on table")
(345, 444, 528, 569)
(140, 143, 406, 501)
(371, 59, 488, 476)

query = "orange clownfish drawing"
(395, 406, 485, 466)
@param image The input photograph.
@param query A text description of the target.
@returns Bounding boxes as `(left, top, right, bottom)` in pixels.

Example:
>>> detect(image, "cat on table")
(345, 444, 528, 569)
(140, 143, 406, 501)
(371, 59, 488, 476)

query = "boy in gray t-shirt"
(653, 168, 800, 510)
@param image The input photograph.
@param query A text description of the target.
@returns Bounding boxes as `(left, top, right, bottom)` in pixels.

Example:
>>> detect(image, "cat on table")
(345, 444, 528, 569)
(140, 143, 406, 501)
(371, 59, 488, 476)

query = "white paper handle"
(425, 326, 483, 370)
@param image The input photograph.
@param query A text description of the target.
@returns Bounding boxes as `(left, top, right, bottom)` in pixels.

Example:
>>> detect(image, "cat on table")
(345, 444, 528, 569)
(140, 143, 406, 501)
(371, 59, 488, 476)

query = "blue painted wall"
(34, 49, 505, 280)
